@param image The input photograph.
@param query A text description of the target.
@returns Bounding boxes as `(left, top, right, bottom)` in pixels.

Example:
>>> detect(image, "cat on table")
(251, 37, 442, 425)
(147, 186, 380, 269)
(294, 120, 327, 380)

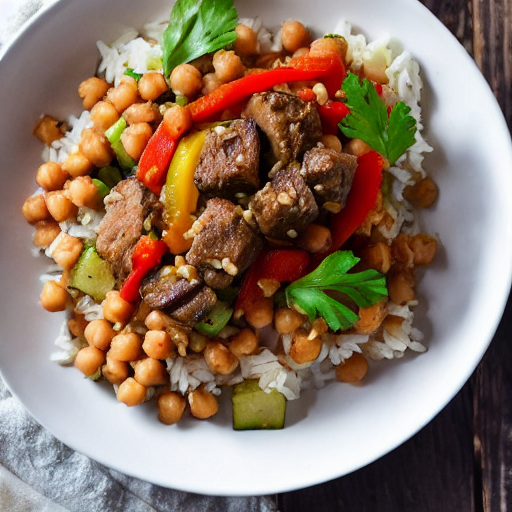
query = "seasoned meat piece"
(171, 286, 217, 326)
(96, 178, 163, 279)
(250, 163, 319, 240)
(194, 119, 260, 196)
(186, 198, 262, 277)
(301, 147, 357, 213)
(202, 268, 234, 290)
(140, 270, 201, 310)
(242, 91, 322, 166)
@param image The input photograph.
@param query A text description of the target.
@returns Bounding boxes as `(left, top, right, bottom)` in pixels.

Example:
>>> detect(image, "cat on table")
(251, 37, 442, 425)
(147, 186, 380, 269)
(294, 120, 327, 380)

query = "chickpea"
(143, 330, 174, 359)
(134, 358, 168, 387)
(78, 128, 113, 168)
(297, 224, 332, 253)
(106, 76, 139, 113)
(170, 63, 203, 98)
(36, 162, 68, 191)
(67, 176, 101, 209)
(51, 233, 83, 270)
(163, 105, 193, 139)
(22, 194, 50, 224)
(391, 233, 415, 268)
(44, 191, 76, 222)
(244, 297, 274, 329)
(274, 307, 306, 335)
(388, 270, 415, 305)
(289, 329, 323, 364)
(108, 332, 142, 362)
(336, 352, 369, 383)
(144, 310, 172, 331)
(68, 314, 88, 337)
(309, 36, 348, 63)
(202, 73, 222, 95)
(33, 115, 63, 145)
(280, 20, 311, 54)
(33, 220, 61, 248)
(62, 151, 94, 178)
(353, 300, 387, 335)
(189, 331, 208, 353)
(188, 388, 219, 419)
(292, 47, 309, 59)
(40, 280, 69, 312)
(102, 291, 135, 325)
(120, 122, 153, 161)
(410, 234, 437, 266)
(84, 319, 115, 351)
(117, 377, 146, 407)
(138, 72, 168, 101)
(74, 346, 105, 377)
(235, 24, 258, 57)
(122, 102, 162, 126)
(212, 50, 245, 84)
(157, 392, 187, 425)
(403, 177, 439, 208)
(360, 242, 392, 274)
(344, 138, 372, 157)
(321, 134, 342, 152)
(229, 328, 259, 358)
(90, 100, 119, 133)
(78, 77, 110, 110)
(102, 356, 130, 385)
(204, 341, 239, 375)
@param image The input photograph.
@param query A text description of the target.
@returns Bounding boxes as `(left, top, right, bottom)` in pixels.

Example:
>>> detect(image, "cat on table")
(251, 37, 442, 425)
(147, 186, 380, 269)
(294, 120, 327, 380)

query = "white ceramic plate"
(0, 0, 511, 496)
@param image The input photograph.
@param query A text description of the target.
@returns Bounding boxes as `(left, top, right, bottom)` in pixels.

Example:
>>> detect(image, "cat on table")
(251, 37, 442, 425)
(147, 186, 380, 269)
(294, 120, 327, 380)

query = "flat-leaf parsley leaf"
(162, 0, 238, 77)
(339, 72, 417, 166)
(285, 251, 388, 332)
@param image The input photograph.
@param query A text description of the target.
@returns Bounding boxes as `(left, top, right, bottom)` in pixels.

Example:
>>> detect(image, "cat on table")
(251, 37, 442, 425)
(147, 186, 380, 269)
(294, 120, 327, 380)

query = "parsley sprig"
(285, 251, 388, 332)
(162, 0, 238, 77)
(339, 73, 417, 166)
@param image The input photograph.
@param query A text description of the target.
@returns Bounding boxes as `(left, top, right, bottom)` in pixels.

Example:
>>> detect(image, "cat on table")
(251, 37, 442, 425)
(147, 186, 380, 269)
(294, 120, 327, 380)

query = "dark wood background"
(277, 0, 512, 510)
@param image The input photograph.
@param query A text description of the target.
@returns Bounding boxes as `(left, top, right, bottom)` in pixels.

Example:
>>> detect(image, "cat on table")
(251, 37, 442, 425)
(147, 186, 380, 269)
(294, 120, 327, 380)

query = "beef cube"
(194, 119, 260, 196)
(170, 286, 217, 326)
(186, 198, 262, 277)
(250, 163, 319, 240)
(301, 147, 357, 213)
(96, 178, 163, 279)
(242, 91, 322, 166)
(202, 268, 234, 290)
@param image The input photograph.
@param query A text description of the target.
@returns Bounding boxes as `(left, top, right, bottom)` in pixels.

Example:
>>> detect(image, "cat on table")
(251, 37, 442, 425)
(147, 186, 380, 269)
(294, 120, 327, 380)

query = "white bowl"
(0, 0, 511, 496)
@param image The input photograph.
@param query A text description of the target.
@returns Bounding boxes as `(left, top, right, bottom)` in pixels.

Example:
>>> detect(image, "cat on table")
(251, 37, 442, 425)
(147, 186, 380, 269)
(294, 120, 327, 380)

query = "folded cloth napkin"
(0, 2, 278, 511)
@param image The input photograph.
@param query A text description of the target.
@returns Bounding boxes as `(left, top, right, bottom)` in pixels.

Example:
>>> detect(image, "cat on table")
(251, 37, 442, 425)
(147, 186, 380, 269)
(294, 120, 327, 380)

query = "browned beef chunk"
(301, 147, 357, 213)
(96, 178, 163, 279)
(140, 270, 202, 310)
(170, 286, 217, 326)
(202, 268, 234, 290)
(242, 92, 322, 166)
(194, 119, 260, 196)
(249, 163, 319, 240)
(186, 198, 262, 278)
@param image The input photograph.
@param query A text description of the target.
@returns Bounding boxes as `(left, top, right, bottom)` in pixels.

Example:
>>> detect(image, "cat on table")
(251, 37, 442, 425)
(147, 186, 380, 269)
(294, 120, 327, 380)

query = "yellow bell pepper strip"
(162, 130, 206, 255)
(119, 235, 169, 303)
(136, 51, 346, 194)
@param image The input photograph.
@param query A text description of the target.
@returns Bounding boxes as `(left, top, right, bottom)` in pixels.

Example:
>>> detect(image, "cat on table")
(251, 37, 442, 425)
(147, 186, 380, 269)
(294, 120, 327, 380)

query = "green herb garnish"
(124, 68, 143, 81)
(339, 72, 417, 166)
(285, 251, 388, 332)
(162, 0, 238, 77)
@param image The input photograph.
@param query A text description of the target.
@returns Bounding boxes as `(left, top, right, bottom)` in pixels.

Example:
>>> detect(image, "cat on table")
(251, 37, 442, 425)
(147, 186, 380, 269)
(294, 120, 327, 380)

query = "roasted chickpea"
(360, 242, 392, 274)
(67, 176, 101, 209)
(122, 102, 162, 125)
(403, 177, 439, 208)
(336, 352, 369, 383)
(36, 162, 68, 191)
(142, 330, 174, 359)
(297, 224, 332, 253)
(68, 314, 88, 337)
(274, 307, 306, 335)
(388, 270, 416, 305)
(51, 233, 83, 270)
(78, 77, 110, 110)
(229, 329, 259, 358)
(45, 190, 77, 222)
(188, 388, 218, 419)
(157, 392, 187, 425)
(281, 21, 311, 54)
(62, 151, 94, 178)
(138, 72, 168, 101)
(202, 73, 222, 95)
(344, 138, 372, 157)
(74, 346, 105, 377)
(102, 356, 130, 385)
(117, 377, 146, 407)
(410, 234, 437, 266)
(163, 105, 193, 139)
(106, 76, 139, 113)
(108, 332, 142, 362)
(134, 358, 169, 387)
(40, 280, 69, 312)
(169, 63, 203, 98)
(235, 24, 258, 57)
(84, 319, 115, 351)
(244, 296, 274, 329)
(33, 220, 61, 248)
(78, 128, 113, 168)
(309, 36, 348, 63)
(90, 100, 119, 133)
(212, 50, 245, 84)
(353, 300, 387, 335)
(204, 341, 239, 375)
(321, 134, 342, 152)
(102, 291, 135, 325)
(289, 329, 323, 364)
(33, 115, 63, 145)
(22, 194, 50, 224)
(120, 122, 153, 161)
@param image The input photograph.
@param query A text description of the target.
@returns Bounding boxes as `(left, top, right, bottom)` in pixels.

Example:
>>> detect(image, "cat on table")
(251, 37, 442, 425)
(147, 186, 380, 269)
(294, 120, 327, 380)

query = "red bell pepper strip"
(317, 100, 350, 135)
(235, 249, 310, 316)
(119, 236, 169, 303)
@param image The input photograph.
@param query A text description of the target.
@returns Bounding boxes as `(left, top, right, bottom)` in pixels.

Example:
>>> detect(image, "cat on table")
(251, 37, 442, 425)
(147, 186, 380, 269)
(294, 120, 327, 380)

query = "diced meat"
(202, 268, 234, 290)
(96, 178, 163, 279)
(194, 119, 260, 196)
(301, 147, 357, 213)
(140, 271, 201, 310)
(170, 286, 217, 326)
(186, 198, 262, 278)
(242, 91, 322, 166)
(250, 163, 319, 240)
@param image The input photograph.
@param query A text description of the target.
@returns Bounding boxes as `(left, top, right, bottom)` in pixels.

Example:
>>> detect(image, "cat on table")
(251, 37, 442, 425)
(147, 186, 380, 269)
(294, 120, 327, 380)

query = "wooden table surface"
(277, 0, 512, 510)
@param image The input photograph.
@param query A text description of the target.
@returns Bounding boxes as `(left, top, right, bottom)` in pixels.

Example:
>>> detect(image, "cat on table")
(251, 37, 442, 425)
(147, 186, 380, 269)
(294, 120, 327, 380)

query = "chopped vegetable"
(91, 178, 110, 200)
(162, 0, 238, 76)
(317, 100, 350, 135)
(69, 245, 115, 302)
(232, 379, 286, 430)
(339, 72, 417, 165)
(104, 117, 136, 171)
(97, 166, 123, 189)
(285, 250, 388, 332)
(195, 301, 233, 337)
(124, 68, 143, 81)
